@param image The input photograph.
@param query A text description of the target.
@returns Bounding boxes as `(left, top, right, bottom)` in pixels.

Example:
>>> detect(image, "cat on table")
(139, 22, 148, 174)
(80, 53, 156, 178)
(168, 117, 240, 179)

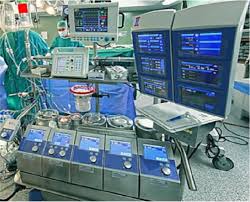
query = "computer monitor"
(132, 10, 175, 101)
(68, 2, 119, 42)
(172, 0, 248, 117)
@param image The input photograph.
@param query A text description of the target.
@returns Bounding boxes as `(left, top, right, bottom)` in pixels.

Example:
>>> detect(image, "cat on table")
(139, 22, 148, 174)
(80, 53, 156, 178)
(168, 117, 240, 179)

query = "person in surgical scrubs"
(50, 20, 84, 52)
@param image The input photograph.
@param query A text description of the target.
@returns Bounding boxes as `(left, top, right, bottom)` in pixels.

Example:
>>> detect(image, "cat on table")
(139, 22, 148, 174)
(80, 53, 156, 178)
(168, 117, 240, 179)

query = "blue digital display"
(110, 140, 132, 157)
(140, 56, 166, 75)
(138, 33, 165, 53)
(79, 136, 100, 152)
(74, 8, 108, 32)
(26, 129, 45, 143)
(180, 61, 220, 85)
(52, 132, 71, 147)
(143, 144, 168, 162)
(141, 77, 168, 98)
(181, 32, 222, 56)
(180, 86, 216, 111)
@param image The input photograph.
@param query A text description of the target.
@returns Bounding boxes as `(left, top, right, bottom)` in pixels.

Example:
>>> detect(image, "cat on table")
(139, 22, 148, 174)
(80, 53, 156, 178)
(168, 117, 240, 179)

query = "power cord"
(0, 184, 26, 201)
(216, 125, 249, 146)
(96, 42, 111, 48)
(223, 121, 249, 129)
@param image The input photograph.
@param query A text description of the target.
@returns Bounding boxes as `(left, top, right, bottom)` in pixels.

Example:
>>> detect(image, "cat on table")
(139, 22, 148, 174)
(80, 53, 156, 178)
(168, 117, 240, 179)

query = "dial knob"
(162, 167, 171, 176)
(89, 155, 97, 163)
(124, 161, 132, 169)
(59, 150, 66, 157)
(48, 148, 55, 155)
(32, 145, 39, 152)
(1, 132, 7, 138)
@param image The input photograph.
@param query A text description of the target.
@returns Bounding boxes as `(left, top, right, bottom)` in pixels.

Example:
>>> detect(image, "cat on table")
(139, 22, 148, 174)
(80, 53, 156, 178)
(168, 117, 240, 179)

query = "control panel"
(132, 10, 175, 101)
(171, 0, 248, 117)
(68, 2, 119, 42)
(104, 136, 139, 198)
(139, 76, 169, 99)
(138, 138, 181, 201)
(0, 119, 21, 142)
(16, 125, 51, 176)
(42, 129, 76, 182)
(173, 29, 236, 116)
(178, 61, 221, 86)
(71, 132, 105, 190)
(51, 47, 89, 78)
(179, 32, 223, 57)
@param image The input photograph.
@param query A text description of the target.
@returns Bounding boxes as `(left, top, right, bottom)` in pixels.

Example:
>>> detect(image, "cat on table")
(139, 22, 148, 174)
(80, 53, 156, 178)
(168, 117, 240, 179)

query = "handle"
(174, 139, 197, 191)
(112, 171, 127, 178)
(118, 12, 125, 29)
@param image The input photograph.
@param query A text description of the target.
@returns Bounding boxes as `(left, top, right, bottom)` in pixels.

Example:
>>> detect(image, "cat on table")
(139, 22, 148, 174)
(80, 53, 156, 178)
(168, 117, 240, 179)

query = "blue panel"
(0, 129, 13, 141)
(234, 81, 250, 95)
(43, 143, 73, 160)
(79, 136, 100, 152)
(104, 153, 138, 173)
(181, 32, 222, 56)
(26, 129, 45, 143)
(175, 84, 226, 115)
(140, 157, 179, 181)
(132, 31, 171, 79)
(132, 30, 173, 101)
(19, 138, 46, 155)
(144, 144, 168, 162)
(52, 132, 71, 148)
(136, 33, 166, 54)
(138, 76, 171, 100)
(72, 147, 103, 167)
(172, 27, 237, 116)
(110, 140, 132, 157)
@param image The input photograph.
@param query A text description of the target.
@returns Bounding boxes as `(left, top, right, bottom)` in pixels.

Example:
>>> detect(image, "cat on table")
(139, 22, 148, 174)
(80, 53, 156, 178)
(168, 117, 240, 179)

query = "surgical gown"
(0, 30, 48, 110)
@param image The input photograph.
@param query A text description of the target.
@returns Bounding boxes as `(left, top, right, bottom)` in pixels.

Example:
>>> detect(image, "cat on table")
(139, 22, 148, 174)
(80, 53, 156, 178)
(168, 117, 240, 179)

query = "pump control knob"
(162, 167, 171, 176)
(32, 145, 39, 152)
(1, 132, 7, 138)
(48, 148, 55, 155)
(124, 161, 132, 169)
(90, 155, 97, 163)
(59, 150, 66, 157)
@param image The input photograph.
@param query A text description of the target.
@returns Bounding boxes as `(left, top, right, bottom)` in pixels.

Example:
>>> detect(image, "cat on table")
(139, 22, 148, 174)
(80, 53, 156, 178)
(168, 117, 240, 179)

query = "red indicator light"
(18, 3, 28, 14)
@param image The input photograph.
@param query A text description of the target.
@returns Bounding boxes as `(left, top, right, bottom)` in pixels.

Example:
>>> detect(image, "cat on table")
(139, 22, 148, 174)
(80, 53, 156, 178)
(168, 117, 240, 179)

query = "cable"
(205, 133, 221, 159)
(188, 141, 202, 160)
(223, 121, 250, 129)
(96, 42, 111, 48)
(222, 123, 250, 139)
(213, 125, 249, 146)
(0, 184, 26, 201)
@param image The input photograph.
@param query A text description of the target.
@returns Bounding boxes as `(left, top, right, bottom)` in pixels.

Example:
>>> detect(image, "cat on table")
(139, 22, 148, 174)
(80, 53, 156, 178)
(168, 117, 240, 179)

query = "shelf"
(20, 71, 134, 84)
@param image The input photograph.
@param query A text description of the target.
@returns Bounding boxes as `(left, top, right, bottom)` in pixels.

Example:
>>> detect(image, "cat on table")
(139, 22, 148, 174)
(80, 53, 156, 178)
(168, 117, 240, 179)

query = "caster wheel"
(212, 156, 234, 171)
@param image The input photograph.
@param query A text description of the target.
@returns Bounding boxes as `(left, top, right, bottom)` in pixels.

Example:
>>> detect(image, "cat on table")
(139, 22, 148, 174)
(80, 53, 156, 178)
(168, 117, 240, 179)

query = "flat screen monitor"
(143, 144, 168, 162)
(79, 136, 100, 152)
(181, 32, 222, 56)
(26, 129, 45, 143)
(52, 132, 71, 147)
(110, 140, 132, 157)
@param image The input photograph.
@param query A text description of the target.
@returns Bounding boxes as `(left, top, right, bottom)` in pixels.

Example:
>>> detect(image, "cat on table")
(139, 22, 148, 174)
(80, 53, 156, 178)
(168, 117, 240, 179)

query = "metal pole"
(24, 29, 32, 69)
(174, 139, 197, 191)
(24, 29, 37, 105)
(93, 42, 100, 113)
